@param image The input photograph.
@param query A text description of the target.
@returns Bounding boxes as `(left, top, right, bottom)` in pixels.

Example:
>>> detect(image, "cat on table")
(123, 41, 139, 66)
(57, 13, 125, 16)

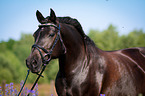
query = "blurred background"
(0, 0, 145, 95)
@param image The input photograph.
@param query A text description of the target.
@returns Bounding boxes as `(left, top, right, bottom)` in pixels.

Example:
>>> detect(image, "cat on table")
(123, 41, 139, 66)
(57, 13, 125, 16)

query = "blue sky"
(0, 0, 145, 41)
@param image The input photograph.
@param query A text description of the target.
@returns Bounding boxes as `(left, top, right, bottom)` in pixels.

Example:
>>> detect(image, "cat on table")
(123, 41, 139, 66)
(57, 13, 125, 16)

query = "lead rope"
(27, 64, 48, 96)
(17, 63, 49, 96)
(17, 70, 30, 96)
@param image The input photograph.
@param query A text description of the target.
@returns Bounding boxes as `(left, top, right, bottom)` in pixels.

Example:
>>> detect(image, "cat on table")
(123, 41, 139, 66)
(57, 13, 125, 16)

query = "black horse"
(26, 9, 145, 96)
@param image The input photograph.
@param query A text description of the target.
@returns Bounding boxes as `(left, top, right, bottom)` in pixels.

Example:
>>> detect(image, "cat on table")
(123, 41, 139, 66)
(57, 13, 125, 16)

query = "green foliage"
(27, 72, 49, 84)
(0, 50, 25, 83)
(88, 24, 145, 51)
(0, 34, 33, 83)
(45, 60, 59, 82)
(0, 24, 145, 84)
(0, 68, 13, 83)
(13, 33, 34, 62)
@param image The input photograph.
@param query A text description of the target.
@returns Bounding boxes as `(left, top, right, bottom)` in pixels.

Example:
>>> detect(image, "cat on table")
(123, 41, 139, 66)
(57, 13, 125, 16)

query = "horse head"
(26, 9, 66, 73)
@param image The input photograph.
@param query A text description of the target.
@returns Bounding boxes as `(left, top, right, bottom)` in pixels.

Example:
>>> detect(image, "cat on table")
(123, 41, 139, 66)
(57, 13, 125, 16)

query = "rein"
(18, 23, 66, 96)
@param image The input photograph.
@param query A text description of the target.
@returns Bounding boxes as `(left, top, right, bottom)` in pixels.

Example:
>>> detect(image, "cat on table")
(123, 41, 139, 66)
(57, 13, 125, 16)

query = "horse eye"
(49, 33, 55, 37)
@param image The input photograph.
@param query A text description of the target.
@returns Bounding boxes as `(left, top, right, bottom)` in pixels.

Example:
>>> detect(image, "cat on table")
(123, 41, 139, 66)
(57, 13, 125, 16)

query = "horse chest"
(64, 67, 90, 95)
(71, 68, 89, 85)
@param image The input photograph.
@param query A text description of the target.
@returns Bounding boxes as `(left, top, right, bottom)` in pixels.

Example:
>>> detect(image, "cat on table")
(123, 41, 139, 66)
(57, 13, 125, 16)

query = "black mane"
(46, 16, 85, 37)
(59, 17, 96, 46)
(47, 16, 96, 47)
(58, 17, 85, 37)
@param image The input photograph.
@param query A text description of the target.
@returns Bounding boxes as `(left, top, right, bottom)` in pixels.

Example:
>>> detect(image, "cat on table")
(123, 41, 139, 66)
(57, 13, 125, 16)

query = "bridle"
(32, 23, 66, 64)
(18, 23, 66, 96)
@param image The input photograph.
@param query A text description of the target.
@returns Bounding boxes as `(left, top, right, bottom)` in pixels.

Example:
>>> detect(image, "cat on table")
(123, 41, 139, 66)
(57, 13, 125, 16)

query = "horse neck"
(58, 24, 102, 77)
(58, 23, 86, 75)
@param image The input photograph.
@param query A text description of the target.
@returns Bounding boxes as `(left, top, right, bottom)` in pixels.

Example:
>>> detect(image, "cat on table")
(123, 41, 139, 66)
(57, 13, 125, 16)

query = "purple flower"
(5, 84, 9, 87)
(0, 86, 2, 92)
(35, 83, 38, 96)
(2, 82, 39, 96)
(0, 86, 2, 95)
(5, 84, 9, 96)
(25, 87, 28, 95)
(9, 83, 14, 95)
(10, 83, 13, 86)
(100, 94, 105, 96)
(28, 90, 35, 93)
(14, 88, 17, 95)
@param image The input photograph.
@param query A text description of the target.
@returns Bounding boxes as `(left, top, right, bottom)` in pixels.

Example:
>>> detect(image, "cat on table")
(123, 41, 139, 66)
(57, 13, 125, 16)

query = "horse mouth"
(26, 59, 42, 74)
(30, 66, 41, 74)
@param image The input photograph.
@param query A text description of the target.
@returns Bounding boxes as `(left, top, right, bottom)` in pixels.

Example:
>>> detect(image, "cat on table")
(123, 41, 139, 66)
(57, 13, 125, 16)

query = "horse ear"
(36, 10, 45, 23)
(50, 8, 56, 23)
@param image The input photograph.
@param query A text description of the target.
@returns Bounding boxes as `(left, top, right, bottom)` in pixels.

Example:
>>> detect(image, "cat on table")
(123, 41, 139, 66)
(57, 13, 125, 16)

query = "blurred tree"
(0, 68, 13, 83)
(13, 33, 34, 62)
(0, 50, 25, 83)
(6, 39, 15, 50)
(44, 59, 59, 82)
(88, 24, 145, 51)
(88, 24, 120, 50)
(127, 29, 145, 47)
(0, 41, 7, 52)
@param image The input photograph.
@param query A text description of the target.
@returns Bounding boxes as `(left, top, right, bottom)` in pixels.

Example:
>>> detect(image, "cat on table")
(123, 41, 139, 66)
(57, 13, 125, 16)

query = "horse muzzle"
(26, 58, 41, 73)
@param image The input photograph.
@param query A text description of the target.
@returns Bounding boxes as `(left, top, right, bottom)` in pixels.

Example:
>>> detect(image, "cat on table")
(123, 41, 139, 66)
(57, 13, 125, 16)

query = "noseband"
(32, 23, 66, 64)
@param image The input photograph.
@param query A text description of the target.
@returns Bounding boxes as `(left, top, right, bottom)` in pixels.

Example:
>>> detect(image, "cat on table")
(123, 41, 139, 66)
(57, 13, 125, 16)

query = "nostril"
(32, 59, 37, 66)
(32, 59, 38, 69)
